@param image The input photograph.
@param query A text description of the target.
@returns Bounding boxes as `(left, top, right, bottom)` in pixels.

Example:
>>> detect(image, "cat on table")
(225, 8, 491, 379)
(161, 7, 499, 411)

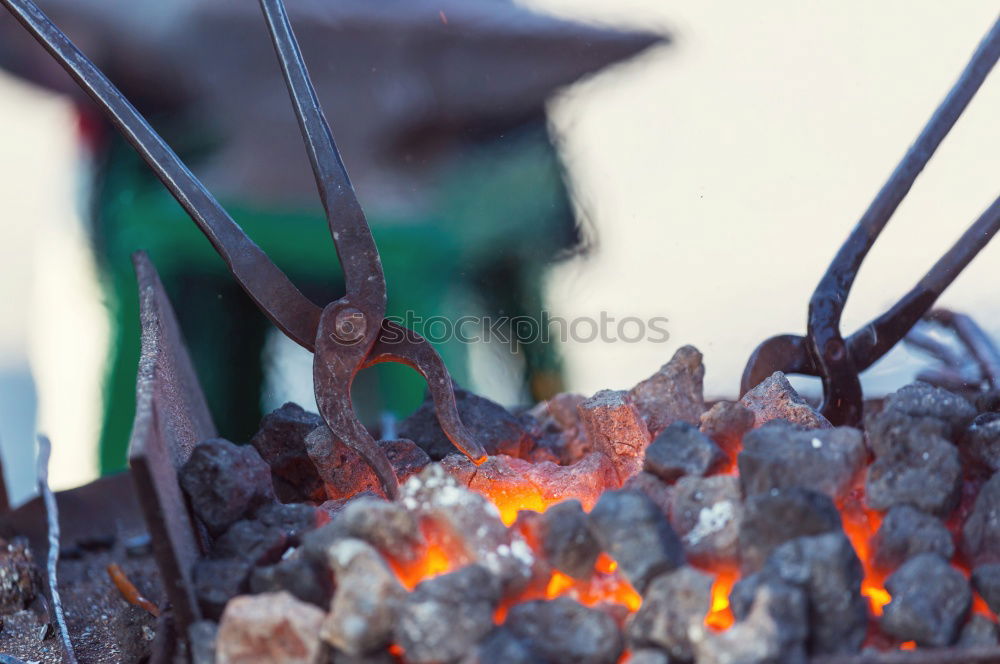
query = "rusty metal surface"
(127, 251, 215, 635)
(742, 17, 1000, 422)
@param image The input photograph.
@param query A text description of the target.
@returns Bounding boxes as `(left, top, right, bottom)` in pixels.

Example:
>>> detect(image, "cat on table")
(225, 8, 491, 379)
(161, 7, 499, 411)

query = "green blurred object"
(0, 0, 665, 477)
(95, 122, 574, 473)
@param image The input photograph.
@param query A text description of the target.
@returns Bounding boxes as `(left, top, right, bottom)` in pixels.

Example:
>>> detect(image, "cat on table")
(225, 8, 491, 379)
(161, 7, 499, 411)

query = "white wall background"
(531, 0, 1000, 399)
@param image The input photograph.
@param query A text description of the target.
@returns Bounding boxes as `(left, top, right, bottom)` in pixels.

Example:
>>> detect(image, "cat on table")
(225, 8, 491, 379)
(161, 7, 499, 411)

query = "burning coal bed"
(12, 345, 1000, 664)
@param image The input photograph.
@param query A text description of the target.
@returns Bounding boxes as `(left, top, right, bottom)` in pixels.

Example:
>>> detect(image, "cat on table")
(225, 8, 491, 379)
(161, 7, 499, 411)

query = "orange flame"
(393, 543, 454, 590)
(705, 568, 737, 630)
(544, 554, 642, 612)
(484, 485, 551, 526)
(973, 593, 998, 620)
(839, 485, 889, 616)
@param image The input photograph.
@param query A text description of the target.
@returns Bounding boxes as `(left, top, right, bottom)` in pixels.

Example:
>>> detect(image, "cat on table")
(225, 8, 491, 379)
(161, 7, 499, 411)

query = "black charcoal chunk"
(623, 472, 672, 519)
(738, 488, 842, 574)
(972, 563, 1000, 615)
(251, 403, 326, 503)
(180, 438, 275, 536)
(865, 425, 962, 518)
(865, 408, 951, 458)
(329, 649, 398, 664)
(628, 345, 706, 435)
(464, 627, 543, 664)
(304, 496, 424, 565)
(539, 500, 600, 580)
(762, 532, 867, 655)
(882, 553, 971, 647)
(398, 388, 528, 460)
(627, 566, 712, 660)
(738, 421, 864, 501)
(881, 382, 977, 441)
(211, 519, 288, 566)
(321, 539, 404, 656)
(964, 412, 1000, 474)
(304, 426, 382, 500)
(588, 490, 684, 593)
(872, 504, 955, 572)
(962, 472, 1000, 566)
(670, 475, 742, 568)
(393, 564, 501, 664)
(644, 422, 724, 483)
(505, 597, 623, 664)
(699, 400, 755, 457)
(249, 549, 331, 609)
(739, 372, 830, 430)
(579, 390, 651, 481)
(255, 502, 318, 544)
(523, 393, 593, 466)
(958, 614, 1000, 648)
(626, 650, 670, 664)
(193, 558, 251, 620)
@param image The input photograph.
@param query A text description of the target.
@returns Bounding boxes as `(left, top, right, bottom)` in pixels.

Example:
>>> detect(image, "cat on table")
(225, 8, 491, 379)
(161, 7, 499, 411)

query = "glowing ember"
(389, 421, 990, 659)
(973, 592, 998, 620)
(705, 568, 737, 631)
(544, 554, 642, 612)
(484, 486, 551, 526)
(393, 543, 455, 590)
(839, 485, 889, 616)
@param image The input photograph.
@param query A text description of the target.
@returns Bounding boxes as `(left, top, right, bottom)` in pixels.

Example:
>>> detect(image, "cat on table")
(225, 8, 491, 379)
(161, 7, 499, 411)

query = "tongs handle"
(0, 0, 323, 350)
(259, 0, 386, 316)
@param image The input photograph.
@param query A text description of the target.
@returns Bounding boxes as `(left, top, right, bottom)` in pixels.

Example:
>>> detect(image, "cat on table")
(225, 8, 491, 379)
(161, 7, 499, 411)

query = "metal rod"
(849, 194, 1000, 372)
(928, 309, 1000, 389)
(36, 435, 77, 664)
(258, 0, 386, 312)
(0, 0, 323, 350)
(903, 327, 966, 370)
(807, 16, 1000, 425)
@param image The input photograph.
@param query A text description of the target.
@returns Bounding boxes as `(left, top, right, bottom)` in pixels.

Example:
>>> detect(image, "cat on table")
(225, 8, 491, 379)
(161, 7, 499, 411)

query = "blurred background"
(0, 0, 997, 505)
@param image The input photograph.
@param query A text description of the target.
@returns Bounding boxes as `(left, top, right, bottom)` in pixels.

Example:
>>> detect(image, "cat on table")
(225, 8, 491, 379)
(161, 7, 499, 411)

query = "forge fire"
(61, 345, 995, 664)
(1, 0, 999, 661)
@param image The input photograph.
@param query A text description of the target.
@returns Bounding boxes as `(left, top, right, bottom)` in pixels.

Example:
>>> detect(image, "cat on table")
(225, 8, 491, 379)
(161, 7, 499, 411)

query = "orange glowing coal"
(485, 485, 551, 527)
(393, 543, 455, 590)
(544, 554, 642, 612)
(705, 568, 737, 631)
(388, 429, 974, 655)
(839, 485, 890, 616)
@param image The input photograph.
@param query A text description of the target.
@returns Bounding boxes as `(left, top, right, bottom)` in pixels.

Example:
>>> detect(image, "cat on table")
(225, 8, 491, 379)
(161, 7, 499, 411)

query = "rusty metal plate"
(127, 251, 216, 634)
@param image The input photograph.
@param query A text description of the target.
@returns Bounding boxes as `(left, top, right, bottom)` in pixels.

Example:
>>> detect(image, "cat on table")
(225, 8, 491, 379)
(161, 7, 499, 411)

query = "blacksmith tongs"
(1, 0, 488, 499)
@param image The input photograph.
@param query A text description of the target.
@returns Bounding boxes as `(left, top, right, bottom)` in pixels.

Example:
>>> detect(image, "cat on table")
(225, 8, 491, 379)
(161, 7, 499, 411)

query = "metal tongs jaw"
(2, 0, 487, 498)
(742, 18, 1000, 426)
